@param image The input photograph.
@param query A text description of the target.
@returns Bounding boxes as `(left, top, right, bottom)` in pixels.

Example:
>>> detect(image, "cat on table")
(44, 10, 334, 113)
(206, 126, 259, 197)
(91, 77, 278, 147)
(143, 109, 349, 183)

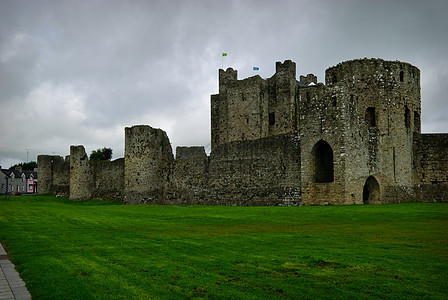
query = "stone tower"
(123, 125, 174, 204)
(210, 60, 298, 151)
(69, 145, 94, 201)
(299, 59, 420, 204)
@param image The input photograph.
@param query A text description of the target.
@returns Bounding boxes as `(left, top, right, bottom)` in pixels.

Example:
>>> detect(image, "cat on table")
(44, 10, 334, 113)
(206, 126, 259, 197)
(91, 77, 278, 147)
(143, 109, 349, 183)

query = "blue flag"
(253, 67, 259, 71)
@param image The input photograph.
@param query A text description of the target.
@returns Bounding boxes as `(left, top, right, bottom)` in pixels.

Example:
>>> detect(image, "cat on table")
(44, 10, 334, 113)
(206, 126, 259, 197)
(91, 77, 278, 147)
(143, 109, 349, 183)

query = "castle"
(38, 58, 448, 205)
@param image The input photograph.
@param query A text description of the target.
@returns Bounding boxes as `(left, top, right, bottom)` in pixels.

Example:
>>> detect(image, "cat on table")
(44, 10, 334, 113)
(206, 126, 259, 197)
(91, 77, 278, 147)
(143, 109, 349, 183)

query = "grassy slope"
(0, 195, 447, 299)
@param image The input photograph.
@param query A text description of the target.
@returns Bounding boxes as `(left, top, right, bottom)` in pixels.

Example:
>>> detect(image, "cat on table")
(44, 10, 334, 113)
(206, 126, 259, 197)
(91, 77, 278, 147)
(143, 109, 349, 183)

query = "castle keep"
(38, 58, 448, 205)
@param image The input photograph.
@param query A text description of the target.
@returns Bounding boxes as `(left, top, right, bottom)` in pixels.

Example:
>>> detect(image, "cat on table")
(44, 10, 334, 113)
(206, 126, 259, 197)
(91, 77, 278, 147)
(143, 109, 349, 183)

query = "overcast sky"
(1, 0, 447, 168)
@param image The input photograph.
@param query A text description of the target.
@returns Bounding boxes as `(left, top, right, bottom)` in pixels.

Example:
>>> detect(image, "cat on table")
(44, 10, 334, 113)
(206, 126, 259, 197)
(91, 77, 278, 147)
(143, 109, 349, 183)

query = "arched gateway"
(363, 176, 380, 204)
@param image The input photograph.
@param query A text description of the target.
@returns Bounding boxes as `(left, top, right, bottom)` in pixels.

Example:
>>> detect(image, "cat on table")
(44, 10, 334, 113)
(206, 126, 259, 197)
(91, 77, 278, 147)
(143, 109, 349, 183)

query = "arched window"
(332, 73, 337, 84)
(312, 140, 334, 183)
(269, 112, 275, 126)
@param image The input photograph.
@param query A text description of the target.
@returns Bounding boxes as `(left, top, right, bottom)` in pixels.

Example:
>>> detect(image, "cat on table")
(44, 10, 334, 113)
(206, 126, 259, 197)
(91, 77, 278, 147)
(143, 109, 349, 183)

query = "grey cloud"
(0, 0, 447, 167)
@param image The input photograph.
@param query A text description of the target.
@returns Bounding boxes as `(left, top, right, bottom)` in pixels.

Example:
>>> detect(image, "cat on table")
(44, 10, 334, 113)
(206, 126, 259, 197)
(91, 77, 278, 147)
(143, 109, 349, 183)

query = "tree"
(89, 147, 113, 162)
(9, 161, 37, 171)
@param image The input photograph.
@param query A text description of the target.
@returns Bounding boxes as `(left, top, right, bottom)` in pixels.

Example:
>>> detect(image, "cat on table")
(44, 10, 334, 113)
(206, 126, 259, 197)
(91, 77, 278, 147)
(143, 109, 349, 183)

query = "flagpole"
(221, 52, 227, 69)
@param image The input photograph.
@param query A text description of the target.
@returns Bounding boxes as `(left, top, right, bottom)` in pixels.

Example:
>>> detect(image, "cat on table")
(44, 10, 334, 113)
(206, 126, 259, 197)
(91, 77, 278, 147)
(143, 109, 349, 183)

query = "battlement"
(276, 60, 296, 73)
(325, 58, 420, 87)
(299, 74, 318, 86)
(219, 68, 238, 92)
(275, 60, 296, 78)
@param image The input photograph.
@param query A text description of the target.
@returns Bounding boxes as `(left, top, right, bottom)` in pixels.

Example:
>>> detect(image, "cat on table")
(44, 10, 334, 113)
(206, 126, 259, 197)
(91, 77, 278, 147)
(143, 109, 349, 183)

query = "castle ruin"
(38, 58, 448, 205)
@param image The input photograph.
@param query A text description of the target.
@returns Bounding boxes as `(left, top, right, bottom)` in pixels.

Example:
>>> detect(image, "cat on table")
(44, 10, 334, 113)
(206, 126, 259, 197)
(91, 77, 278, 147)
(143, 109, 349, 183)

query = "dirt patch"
(315, 262, 340, 267)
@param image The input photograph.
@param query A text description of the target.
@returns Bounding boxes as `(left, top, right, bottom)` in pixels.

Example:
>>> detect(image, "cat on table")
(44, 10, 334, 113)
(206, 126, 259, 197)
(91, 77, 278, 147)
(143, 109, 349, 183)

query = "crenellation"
(299, 74, 317, 86)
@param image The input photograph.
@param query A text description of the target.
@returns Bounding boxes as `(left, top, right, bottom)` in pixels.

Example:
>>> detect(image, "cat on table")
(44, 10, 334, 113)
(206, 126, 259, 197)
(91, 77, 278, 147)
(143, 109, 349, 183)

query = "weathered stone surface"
(70, 145, 94, 201)
(123, 125, 174, 204)
(37, 58, 447, 205)
(206, 133, 301, 206)
(171, 146, 209, 202)
(69, 145, 124, 201)
(37, 154, 70, 196)
(413, 134, 448, 202)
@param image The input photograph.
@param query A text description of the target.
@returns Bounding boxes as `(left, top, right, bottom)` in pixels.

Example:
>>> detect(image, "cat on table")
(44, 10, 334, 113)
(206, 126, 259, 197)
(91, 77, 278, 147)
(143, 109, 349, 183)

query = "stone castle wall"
(69, 145, 124, 201)
(120, 126, 301, 206)
(171, 146, 209, 202)
(206, 133, 301, 206)
(37, 155, 70, 196)
(37, 58, 447, 206)
(413, 133, 448, 202)
(92, 158, 124, 199)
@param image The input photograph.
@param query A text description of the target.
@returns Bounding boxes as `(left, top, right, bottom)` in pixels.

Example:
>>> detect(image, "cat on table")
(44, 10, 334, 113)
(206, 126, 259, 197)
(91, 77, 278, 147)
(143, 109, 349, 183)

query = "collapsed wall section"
(414, 134, 448, 202)
(123, 125, 174, 204)
(37, 154, 70, 196)
(69, 145, 124, 201)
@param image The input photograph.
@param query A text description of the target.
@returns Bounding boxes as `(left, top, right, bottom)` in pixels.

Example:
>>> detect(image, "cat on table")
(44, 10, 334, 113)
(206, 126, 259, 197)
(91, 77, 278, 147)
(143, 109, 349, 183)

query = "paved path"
(0, 244, 31, 300)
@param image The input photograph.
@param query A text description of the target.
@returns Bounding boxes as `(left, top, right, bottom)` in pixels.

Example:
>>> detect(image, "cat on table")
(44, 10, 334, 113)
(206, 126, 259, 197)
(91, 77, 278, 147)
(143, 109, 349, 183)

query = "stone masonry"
(37, 154, 70, 196)
(38, 58, 448, 205)
(69, 145, 124, 201)
(123, 126, 173, 204)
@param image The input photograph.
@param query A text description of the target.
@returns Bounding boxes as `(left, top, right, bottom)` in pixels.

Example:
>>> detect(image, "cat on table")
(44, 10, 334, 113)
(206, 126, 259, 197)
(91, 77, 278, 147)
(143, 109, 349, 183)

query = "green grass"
(0, 195, 447, 299)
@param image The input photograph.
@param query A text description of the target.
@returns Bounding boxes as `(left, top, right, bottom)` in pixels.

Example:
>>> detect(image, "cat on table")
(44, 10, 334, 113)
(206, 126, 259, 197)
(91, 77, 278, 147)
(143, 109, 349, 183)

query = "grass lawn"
(0, 195, 447, 299)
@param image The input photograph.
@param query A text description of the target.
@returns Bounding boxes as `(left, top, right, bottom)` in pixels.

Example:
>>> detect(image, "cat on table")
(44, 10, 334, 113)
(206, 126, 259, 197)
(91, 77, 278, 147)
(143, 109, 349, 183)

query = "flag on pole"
(222, 53, 227, 56)
(253, 67, 259, 71)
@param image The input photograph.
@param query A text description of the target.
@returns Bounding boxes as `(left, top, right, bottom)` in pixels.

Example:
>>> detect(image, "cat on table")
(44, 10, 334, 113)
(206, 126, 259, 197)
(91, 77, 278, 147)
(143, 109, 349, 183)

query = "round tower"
(326, 59, 421, 202)
(326, 59, 420, 132)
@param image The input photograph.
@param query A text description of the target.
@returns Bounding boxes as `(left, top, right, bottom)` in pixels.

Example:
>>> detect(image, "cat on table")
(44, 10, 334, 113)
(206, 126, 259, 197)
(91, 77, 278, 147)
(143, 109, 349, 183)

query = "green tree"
(89, 148, 113, 162)
(9, 161, 37, 171)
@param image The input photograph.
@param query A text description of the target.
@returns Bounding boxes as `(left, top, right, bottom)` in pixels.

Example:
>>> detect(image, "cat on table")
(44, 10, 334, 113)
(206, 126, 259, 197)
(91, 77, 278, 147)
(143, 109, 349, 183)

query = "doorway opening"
(363, 176, 380, 204)
(312, 140, 334, 183)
